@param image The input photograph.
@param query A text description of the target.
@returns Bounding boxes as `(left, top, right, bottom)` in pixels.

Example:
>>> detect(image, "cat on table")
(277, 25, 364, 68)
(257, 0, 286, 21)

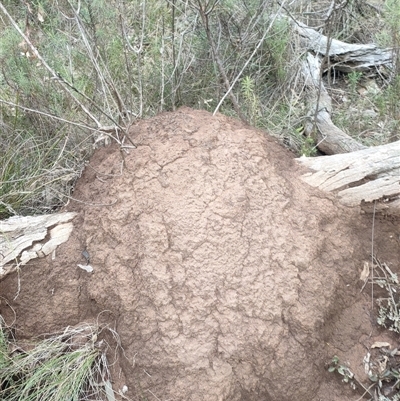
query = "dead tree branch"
(301, 53, 367, 154)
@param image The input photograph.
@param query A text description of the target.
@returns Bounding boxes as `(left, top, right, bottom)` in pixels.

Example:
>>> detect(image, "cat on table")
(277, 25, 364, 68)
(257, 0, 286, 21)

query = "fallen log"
(0, 212, 77, 278)
(297, 141, 400, 215)
(293, 20, 393, 72)
(290, 17, 395, 155)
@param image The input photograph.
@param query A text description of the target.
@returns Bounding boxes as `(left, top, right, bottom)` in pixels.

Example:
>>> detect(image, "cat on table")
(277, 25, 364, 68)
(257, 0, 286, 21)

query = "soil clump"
(1, 107, 399, 400)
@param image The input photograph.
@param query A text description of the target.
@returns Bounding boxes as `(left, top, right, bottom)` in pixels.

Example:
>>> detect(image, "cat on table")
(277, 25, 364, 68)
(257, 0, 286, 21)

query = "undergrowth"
(0, 0, 399, 217)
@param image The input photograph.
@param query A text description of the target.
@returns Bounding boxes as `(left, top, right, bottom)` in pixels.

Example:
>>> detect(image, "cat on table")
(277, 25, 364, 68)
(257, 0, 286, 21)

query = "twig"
(118, 10, 136, 121)
(311, 0, 335, 137)
(365, 2, 382, 14)
(371, 201, 376, 309)
(213, 4, 287, 118)
(13, 263, 22, 301)
(68, 0, 114, 114)
(194, 0, 247, 122)
(0, 298, 17, 327)
(171, 0, 176, 110)
(0, 99, 121, 142)
(161, 15, 166, 111)
(147, 389, 161, 400)
(65, 0, 125, 128)
(354, 381, 375, 401)
(121, 0, 146, 117)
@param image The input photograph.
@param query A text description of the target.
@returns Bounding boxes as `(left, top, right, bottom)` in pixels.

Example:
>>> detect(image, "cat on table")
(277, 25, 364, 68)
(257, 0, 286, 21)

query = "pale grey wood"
(281, 15, 394, 155)
(293, 20, 393, 72)
(298, 141, 400, 214)
(0, 212, 77, 277)
(301, 53, 367, 154)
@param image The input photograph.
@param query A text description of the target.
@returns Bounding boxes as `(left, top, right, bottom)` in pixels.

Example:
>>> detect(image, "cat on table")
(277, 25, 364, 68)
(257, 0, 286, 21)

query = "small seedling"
(300, 135, 317, 157)
(348, 71, 363, 96)
(328, 356, 356, 389)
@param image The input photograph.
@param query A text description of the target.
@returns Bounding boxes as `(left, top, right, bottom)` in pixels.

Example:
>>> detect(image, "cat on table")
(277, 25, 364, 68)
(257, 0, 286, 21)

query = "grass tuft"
(0, 319, 117, 401)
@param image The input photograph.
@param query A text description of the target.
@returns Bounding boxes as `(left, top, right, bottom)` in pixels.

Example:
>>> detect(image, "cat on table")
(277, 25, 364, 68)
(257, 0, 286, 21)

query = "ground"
(0, 107, 399, 400)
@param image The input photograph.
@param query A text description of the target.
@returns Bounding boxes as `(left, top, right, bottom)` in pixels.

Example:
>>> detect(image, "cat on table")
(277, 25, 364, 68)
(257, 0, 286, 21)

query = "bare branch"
(0, 99, 121, 143)
(213, 2, 287, 117)
(195, 0, 247, 122)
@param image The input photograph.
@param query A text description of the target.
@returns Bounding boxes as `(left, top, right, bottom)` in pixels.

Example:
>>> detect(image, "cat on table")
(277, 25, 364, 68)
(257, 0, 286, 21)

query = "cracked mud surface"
(1, 107, 399, 400)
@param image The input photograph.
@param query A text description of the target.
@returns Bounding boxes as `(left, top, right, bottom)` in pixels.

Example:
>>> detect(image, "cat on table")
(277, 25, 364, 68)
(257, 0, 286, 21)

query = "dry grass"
(0, 319, 122, 401)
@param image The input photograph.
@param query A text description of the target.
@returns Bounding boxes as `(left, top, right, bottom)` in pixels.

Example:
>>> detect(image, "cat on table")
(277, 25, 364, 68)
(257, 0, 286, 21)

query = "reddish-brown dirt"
(1, 107, 399, 400)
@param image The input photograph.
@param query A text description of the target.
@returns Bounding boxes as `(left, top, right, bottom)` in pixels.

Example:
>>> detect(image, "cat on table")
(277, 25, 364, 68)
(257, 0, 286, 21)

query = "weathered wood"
(281, 16, 394, 155)
(297, 141, 400, 214)
(0, 212, 77, 277)
(301, 53, 368, 155)
(293, 20, 393, 72)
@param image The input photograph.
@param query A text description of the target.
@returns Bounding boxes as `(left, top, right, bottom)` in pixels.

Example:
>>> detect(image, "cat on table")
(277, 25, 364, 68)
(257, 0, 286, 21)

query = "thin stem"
(371, 201, 376, 310)
(195, 0, 247, 122)
(0, 100, 120, 142)
(213, 5, 287, 117)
